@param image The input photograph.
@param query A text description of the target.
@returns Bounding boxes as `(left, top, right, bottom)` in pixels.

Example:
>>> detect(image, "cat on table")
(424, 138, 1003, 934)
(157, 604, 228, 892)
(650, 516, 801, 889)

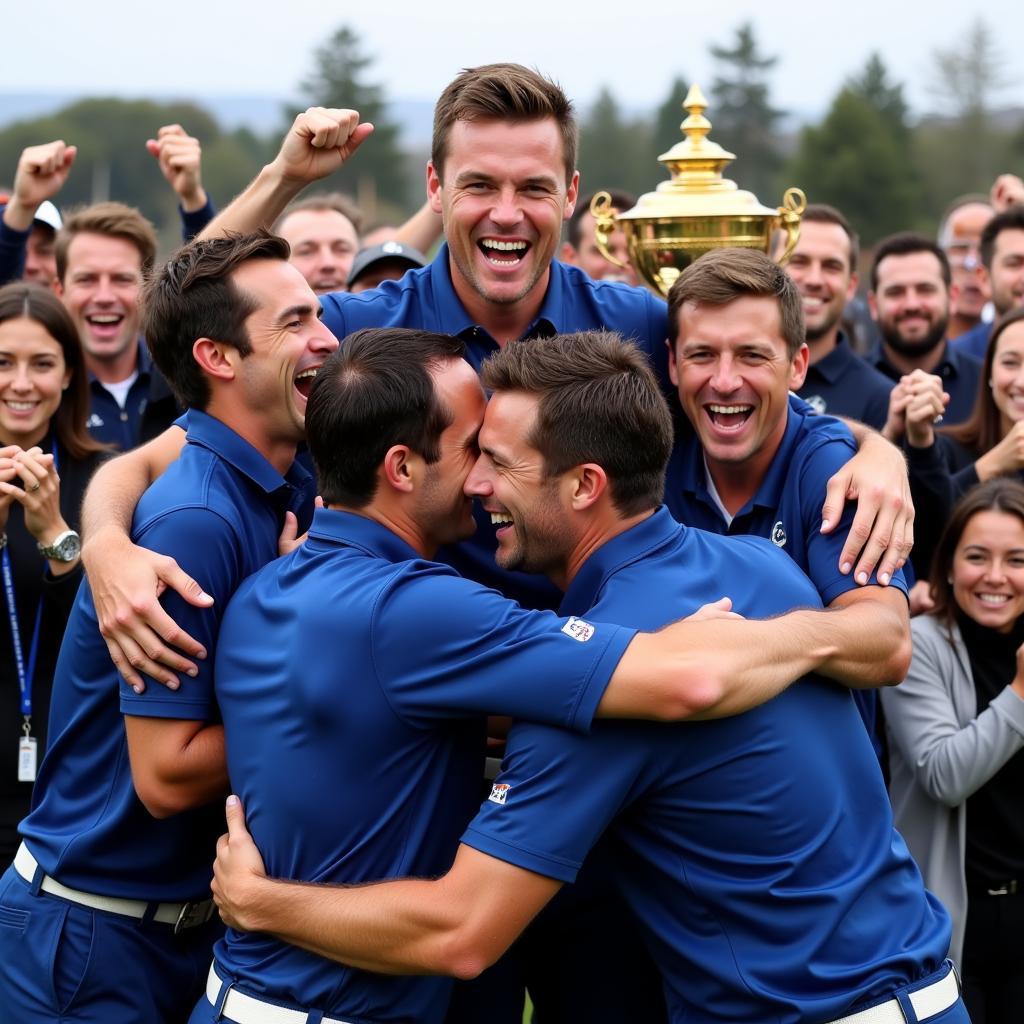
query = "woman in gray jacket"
(883, 478, 1024, 1024)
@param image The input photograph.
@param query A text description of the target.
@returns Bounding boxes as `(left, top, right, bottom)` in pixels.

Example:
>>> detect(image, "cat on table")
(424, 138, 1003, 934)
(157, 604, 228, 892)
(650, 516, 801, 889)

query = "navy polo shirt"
(663, 400, 908, 605)
(797, 332, 893, 429)
(867, 341, 982, 425)
(85, 340, 181, 450)
(464, 508, 950, 1023)
(209, 508, 635, 1022)
(21, 411, 314, 901)
(951, 320, 992, 363)
(663, 400, 907, 757)
(321, 243, 669, 611)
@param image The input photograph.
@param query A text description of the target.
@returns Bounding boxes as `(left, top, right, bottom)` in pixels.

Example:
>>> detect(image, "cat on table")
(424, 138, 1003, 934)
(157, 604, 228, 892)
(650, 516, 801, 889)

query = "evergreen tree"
(708, 22, 784, 201)
(577, 87, 653, 198)
(788, 87, 921, 246)
(848, 53, 911, 141)
(294, 25, 411, 212)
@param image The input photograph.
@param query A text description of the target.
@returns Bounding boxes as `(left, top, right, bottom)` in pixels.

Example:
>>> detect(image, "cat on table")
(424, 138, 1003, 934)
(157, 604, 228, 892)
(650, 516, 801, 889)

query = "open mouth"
(489, 510, 515, 538)
(293, 366, 319, 401)
(86, 313, 125, 338)
(976, 593, 1012, 606)
(705, 403, 753, 431)
(478, 239, 529, 267)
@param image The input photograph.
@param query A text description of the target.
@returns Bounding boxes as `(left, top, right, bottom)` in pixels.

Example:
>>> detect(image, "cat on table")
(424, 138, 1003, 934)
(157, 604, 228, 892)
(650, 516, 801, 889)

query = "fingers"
(846, 490, 914, 587)
(277, 511, 299, 557)
(101, 621, 198, 693)
(819, 469, 850, 534)
(156, 554, 214, 610)
(225, 794, 246, 837)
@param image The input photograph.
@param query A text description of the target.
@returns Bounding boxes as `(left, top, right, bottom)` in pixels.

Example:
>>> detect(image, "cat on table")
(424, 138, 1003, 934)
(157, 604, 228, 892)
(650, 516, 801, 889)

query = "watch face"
(45, 532, 82, 562)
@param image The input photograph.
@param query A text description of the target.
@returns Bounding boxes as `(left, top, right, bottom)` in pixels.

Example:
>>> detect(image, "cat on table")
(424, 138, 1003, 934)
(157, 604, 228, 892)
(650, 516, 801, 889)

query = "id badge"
(18, 736, 37, 782)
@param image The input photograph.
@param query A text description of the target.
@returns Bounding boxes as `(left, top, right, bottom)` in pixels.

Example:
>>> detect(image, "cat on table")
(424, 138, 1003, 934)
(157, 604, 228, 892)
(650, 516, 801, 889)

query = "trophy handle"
(774, 187, 808, 266)
(589, 191, 629, 269)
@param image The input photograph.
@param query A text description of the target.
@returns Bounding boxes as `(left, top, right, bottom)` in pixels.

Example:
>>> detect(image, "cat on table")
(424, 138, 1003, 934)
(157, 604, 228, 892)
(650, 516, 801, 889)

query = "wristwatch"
(37, 529, 82, 563)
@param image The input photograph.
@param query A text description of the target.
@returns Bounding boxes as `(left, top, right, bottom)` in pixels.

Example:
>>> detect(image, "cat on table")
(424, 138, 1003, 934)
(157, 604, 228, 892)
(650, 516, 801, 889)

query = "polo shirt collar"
(429, 243, 559, 341)
(870, 339, 963, 382)
(560, 506, 678, 616)
(674, 404, 803, 518)
(306, 507, 422, 564)
(807, 331, 853, 386)
(185, 409, 310, 497)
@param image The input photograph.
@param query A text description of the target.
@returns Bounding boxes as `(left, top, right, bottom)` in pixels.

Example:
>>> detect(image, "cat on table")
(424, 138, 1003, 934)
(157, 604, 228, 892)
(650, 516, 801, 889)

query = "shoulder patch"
(771, 521, 787, 548)
(561, 616, 596, 642)
(804, 394, 826, 415)
(488, 782, 510, 805)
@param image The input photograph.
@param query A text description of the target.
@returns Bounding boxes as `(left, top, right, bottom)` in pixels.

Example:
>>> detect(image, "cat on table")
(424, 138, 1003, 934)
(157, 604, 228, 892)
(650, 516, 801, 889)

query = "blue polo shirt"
(85, 340, 182, 450)
(321, 244, 669, 610)
(867, 340, 982, 426)
(951, 320, 991, 362)
(464, 508, 950, 1023)
(208, 508, 636, 1023)
(797, 332, 893, 429)
(21, 410, 314, 901)
(663, 400, 907, 756)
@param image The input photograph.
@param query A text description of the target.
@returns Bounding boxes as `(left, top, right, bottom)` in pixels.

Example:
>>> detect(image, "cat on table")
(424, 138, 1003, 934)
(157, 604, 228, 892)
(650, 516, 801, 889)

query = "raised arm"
(80, 425, 211, 688)
(213, 799, 558, 978)
(391, 200, 443, 254)
(199, 108, 373, 240)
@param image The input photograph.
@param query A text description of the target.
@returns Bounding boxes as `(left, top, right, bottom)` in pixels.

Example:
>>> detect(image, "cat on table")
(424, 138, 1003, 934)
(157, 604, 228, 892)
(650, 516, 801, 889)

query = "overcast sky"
(3, 1, 1022, 119)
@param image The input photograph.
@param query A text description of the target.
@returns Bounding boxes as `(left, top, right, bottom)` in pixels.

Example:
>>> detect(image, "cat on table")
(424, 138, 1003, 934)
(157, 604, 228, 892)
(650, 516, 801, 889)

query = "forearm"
(392, 200, 443, 253)
(239, 874, 479, 977)
(815, 599, 911, 688)
(2, 197, 37, 233)
(198, 163, 305, 240)
(80, 427, 183, 546)
(600, 612, 841, 721)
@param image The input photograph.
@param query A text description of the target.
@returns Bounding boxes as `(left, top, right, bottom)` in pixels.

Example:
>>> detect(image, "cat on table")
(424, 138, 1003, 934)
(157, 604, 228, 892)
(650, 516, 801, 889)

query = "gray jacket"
(881, 613, 1024, 963)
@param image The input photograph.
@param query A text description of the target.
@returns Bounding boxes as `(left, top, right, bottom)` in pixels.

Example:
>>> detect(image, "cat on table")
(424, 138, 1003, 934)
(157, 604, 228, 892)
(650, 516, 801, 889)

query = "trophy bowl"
(591, 85, 806, 296)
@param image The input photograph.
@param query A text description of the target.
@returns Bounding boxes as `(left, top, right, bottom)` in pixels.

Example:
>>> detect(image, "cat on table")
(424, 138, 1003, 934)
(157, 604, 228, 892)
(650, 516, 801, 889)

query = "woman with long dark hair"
(883, 478, 1024, 1022)
(0, 282, 108, 865)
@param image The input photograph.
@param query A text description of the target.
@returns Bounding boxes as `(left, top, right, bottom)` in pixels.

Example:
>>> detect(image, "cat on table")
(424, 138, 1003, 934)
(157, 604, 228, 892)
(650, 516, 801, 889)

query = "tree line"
(2, 20, 1021, 253)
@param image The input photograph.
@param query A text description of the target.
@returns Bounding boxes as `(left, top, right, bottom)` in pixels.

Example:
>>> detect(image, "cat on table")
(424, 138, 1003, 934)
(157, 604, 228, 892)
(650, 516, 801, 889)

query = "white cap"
(33, 200, 62, 231)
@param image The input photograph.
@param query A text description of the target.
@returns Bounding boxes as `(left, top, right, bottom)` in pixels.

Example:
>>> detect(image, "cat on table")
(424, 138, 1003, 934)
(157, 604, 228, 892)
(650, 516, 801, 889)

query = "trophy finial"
(680, 84, 711, 146)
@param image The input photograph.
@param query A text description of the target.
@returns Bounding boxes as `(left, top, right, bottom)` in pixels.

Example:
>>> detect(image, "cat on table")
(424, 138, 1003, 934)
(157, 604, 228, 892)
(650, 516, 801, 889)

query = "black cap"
(347, 241, 428, 288)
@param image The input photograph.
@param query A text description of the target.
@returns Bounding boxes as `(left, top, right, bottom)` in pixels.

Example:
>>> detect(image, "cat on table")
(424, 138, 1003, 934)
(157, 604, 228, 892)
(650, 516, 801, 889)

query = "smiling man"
(207, 332, 963, 1024)
(663, 248, 909, 765)
(0, 232, 336, 1023)
(784, 204, 894, 428)
(55, 202, 181, 449)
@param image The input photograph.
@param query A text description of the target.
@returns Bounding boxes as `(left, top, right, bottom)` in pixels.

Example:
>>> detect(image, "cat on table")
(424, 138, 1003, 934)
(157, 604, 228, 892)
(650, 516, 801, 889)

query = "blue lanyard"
(2, 442, 59, 724)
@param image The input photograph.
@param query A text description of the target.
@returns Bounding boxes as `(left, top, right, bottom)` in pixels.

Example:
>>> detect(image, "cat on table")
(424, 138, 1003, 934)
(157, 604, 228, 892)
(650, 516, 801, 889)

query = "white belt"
(826, 964, 960, 1024)
(14, 842, 215, 933)
(206, 964, 356, 1024)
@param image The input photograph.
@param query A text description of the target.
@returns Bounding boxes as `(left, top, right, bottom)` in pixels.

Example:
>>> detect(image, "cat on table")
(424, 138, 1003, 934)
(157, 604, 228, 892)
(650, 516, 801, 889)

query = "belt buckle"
(175, 899, 213, 934)
(986, 880, 1018, 896)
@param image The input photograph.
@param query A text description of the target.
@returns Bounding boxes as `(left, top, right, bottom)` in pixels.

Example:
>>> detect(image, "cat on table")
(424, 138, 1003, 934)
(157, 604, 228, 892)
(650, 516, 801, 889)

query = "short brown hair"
(802, 203, 859, 270)
(274, 192, 363, 236)
(869, 232, 951, 292)
(55, 201, 157, 283)
(432, 63, 577, 184)
(480, 331, 672, 517)
(143, 231, 290, 409)
(0, 283, 108, 458)
(668, 248, 805, 358)
(980, 204, 1024, 270)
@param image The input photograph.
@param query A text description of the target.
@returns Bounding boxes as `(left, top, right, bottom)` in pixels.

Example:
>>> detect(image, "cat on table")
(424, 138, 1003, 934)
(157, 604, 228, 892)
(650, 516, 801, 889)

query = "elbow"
(131, 771, 193, 820)
(877, 632, 913, 687)
(433, 925, 508, 981)
(660, 667, 726, 721)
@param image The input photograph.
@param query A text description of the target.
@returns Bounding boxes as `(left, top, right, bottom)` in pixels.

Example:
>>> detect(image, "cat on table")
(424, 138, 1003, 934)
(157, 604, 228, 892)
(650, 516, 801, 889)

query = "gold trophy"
(591, 84, 807, 295)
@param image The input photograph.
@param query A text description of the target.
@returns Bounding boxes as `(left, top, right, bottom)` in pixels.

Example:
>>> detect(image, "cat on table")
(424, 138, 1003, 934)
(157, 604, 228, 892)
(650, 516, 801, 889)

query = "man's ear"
(381, 444, 418, 494)
(426, 161, 443, 216)
(192, 338, 236, 382)
(567, 463, 608, 511)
